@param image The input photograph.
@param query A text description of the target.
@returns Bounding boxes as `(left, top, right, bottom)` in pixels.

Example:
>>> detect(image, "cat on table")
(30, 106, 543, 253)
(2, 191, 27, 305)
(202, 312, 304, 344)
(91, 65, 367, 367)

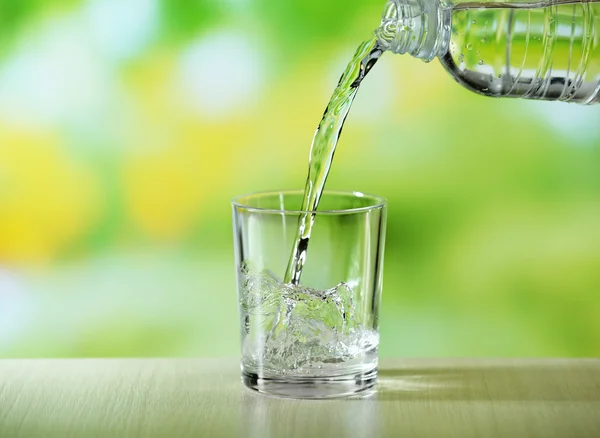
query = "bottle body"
(377, 0, 600, 104)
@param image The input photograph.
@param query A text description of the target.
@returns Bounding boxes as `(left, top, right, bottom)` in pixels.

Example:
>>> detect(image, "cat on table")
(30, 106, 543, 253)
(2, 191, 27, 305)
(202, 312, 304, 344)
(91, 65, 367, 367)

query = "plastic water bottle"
(376, 0, 600, 104)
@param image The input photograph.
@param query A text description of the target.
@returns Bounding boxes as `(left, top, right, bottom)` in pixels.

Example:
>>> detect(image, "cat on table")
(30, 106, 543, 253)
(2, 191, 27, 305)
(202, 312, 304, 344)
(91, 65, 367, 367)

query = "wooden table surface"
(1, 358, 599, 438)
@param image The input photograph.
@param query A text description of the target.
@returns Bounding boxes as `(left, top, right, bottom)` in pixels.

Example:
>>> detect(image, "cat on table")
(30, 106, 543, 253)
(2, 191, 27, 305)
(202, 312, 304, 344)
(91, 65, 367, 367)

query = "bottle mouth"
(375, 0, 404, 53)
(375, 0, 451, 62)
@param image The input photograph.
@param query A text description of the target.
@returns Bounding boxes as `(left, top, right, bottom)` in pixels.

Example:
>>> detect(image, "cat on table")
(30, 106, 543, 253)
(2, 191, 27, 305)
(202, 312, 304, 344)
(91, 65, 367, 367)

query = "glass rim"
(231, 190, 387, 215)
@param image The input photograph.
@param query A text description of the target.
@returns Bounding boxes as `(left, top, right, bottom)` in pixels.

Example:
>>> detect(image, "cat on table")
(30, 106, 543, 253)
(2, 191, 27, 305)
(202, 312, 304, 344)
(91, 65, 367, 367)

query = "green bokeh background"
(0, 0, 599, 358)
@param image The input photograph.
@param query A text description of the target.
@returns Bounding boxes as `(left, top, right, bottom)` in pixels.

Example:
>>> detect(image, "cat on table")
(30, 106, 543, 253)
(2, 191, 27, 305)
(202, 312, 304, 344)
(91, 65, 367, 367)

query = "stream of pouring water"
(284, 36, 385, 285)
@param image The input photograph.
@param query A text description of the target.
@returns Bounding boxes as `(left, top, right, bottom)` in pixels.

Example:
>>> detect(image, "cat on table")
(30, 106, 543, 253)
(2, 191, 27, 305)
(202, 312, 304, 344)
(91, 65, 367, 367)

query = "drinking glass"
(232, 190, 387, 398)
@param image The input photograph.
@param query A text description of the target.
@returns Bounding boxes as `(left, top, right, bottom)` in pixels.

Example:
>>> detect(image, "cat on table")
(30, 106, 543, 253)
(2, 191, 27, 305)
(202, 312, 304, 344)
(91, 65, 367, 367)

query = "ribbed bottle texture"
(378, 0, 600, 104)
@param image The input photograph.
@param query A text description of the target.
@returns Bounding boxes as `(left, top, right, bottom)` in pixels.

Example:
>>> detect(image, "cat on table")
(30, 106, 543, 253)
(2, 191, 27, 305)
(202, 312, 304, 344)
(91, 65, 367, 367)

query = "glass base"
(242, 367, 377, 399)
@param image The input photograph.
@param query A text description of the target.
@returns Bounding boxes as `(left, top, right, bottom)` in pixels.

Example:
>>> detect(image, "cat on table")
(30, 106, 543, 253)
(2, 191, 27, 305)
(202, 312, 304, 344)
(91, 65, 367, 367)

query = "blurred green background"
(1, 0, 599, 358)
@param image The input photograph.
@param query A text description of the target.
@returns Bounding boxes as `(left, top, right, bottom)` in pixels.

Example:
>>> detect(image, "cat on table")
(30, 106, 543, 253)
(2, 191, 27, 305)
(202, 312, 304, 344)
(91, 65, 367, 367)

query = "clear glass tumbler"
(232, 190, 387, 398)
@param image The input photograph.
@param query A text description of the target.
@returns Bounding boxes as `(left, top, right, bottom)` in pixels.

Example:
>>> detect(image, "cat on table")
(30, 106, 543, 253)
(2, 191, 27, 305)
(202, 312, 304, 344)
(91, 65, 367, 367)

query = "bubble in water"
(459, 53, 464, 62)
(481, 38, 487, 43)
(478, 60, 484, 65)
(466, 43, 473, 50)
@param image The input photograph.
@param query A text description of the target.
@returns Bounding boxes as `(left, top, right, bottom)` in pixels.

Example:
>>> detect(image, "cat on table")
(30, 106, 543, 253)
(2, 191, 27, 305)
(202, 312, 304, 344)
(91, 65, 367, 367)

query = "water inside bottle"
(443, 0, 600, 103)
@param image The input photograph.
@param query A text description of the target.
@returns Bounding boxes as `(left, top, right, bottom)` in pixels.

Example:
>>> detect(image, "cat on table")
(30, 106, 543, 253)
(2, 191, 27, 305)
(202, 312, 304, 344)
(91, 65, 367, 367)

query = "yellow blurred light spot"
(0, 128, 100, 264)
(123, 148, 204, 240)
(122, 116, 257, 240)
(121, 52, 260, 240)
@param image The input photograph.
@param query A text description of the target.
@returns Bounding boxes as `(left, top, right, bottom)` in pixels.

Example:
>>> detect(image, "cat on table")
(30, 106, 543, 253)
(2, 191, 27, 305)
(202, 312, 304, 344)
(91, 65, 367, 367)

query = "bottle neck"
(376, 0, 452, 62)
